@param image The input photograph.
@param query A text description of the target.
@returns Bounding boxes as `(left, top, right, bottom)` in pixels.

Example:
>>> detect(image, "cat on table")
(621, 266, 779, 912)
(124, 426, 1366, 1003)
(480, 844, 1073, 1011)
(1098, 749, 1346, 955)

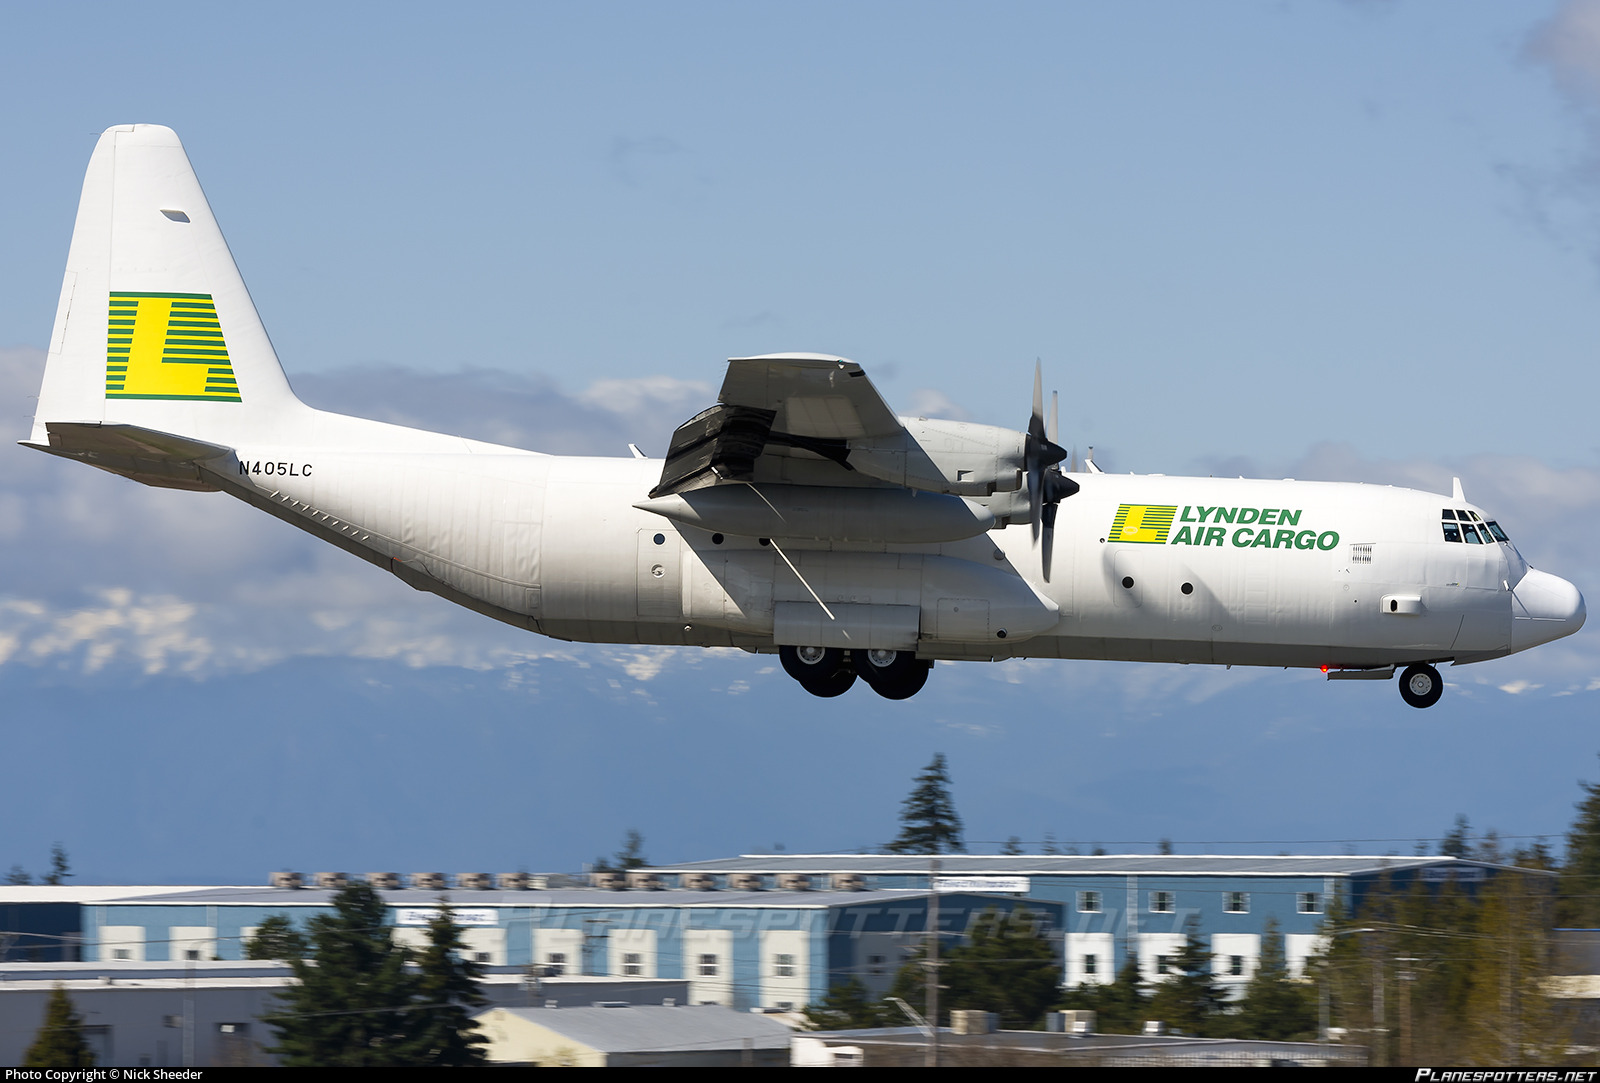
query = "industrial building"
(641, 853, 1541, 992)
(56, 883, 1058, 1013)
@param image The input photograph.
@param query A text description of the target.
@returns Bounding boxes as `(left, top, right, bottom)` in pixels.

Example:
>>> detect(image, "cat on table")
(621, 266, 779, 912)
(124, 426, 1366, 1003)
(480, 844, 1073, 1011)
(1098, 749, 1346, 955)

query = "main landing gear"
(1398, 663, 1444, 709)
(779, 646, 932, 700)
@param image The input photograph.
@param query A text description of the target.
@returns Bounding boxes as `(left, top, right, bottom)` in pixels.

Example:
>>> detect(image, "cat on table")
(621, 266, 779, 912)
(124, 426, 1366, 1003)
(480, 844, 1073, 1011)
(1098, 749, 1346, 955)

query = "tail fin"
(30, 124, 304, 450)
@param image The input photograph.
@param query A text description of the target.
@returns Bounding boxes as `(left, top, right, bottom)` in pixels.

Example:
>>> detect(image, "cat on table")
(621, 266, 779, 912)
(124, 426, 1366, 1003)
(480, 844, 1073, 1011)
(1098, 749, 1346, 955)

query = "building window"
(623, 952, 642, 976)
(1078, 891, 1101, 913)
(1083, 953, 1098, 976)
(1297, 892, 1321, 914)
(1228, 955, 1244, 977)
(869, 954, 885, 976)
(113, 949, 131, 960)
(699, 953, 718, 977)
(1224, 892, 1248, 913)
(774, 953, 795, 978)
(1149, 891, 1174, 913)
(185, 950, 201, 961)
(1156, 954, 1175, 975)
(545, 952, 566, 976)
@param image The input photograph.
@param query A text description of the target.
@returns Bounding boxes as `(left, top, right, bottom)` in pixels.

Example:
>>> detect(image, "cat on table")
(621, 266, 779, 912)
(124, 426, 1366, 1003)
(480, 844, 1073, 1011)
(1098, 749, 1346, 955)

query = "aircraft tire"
(780, 645, 855, 697)
(867, 659, 932, 700)
(1398, 663, 1444, 709)
(856, 650, 931, 700)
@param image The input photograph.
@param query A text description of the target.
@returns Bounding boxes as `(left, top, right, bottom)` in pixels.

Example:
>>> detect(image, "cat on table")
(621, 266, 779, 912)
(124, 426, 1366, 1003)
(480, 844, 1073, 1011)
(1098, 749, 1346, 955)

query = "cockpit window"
(1442, 508, 1508, 544)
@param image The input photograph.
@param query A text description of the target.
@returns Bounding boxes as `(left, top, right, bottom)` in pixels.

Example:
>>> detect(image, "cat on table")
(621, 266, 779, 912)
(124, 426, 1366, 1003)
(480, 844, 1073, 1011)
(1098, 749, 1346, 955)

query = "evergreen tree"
(1440, 814, 1472, 858)
(1001, 836, 1024, 856)
(5, 865, 30, 885)
(244, 914, 309, 961)
(803, 976, 894, 1030)
(614, 829, 648, 870)
(265, 882, 419, 1066)
(941, 907, 1059, 1029)
(42, 843, 70, 885)
(23, 985, 94, 1068)
(1058, 950, 1147, 1034)
(1227, 918, 1316, 1040)
(886, 907, 1058, 1028)
(1558, 762, 1600, 928)
(886, 753, 965, 854)
(409, 900, 489, 1065)
(1147, 916, 1225, 1036)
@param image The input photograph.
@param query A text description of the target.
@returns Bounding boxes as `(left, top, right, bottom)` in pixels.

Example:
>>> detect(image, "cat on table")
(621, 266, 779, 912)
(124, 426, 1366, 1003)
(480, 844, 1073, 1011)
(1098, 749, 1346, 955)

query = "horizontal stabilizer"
(23, 421, 232, 491)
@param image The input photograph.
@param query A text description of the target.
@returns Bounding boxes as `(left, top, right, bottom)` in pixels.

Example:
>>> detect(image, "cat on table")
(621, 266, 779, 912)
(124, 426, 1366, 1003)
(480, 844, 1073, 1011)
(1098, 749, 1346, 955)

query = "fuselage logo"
(106, 292, 241, 402)
(1108, 504, 1340, 551)
(1107, 504, 1177, 544)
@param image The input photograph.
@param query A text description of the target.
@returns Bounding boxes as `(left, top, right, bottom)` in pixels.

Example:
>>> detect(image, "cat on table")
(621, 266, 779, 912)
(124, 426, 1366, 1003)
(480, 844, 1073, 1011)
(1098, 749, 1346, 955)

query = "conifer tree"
(23, 985, 94, 1068)
(1147, 915, 1225, 1036)
(886, 753, 965, 854)
(1228, 917, 1315, 1040)
(408, 900, 489, 1066)
(803, 976, 894, 1030)
(244, 914, 309, 961)
(42, 843, 70, 885)
(266, 882, 418, 1066)
(1558, 761, 1600, 928)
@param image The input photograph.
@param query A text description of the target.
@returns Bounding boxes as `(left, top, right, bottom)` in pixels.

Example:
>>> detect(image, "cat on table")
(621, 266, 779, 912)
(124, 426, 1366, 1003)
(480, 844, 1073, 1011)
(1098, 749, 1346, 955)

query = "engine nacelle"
(847, 418, 1027, 497)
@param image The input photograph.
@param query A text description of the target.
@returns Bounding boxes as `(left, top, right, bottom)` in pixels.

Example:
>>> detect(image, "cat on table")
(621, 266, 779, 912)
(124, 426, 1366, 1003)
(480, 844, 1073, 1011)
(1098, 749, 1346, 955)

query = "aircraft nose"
(1511, 568, 1586, 652)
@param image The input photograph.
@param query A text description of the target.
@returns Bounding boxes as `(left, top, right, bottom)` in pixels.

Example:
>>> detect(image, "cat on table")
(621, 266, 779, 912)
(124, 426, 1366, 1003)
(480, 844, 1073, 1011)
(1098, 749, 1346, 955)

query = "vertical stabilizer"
(31, 124, 304, 448)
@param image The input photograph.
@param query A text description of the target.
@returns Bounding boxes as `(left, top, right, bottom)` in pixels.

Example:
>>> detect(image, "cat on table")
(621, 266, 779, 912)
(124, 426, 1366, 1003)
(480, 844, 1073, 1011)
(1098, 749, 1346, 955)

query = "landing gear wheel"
(1398, 663, 1443, 709)
(780, 645, 857, 698)
(855, 649, 932, 700)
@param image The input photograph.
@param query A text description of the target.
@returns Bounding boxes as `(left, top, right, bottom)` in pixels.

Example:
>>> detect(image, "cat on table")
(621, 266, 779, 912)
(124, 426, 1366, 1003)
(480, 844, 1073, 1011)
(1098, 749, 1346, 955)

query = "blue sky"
(2, 1, 1599, 883)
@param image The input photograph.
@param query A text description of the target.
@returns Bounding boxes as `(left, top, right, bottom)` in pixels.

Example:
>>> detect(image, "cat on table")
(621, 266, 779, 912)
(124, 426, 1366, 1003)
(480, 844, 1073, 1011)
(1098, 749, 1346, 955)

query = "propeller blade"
(1032, 361, 1045, 440)
(1041, 499, 1058, 582)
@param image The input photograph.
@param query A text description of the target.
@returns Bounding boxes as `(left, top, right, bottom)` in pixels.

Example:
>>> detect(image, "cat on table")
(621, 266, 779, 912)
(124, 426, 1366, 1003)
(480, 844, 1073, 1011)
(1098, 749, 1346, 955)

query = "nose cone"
(1511, 568, 1587, 652)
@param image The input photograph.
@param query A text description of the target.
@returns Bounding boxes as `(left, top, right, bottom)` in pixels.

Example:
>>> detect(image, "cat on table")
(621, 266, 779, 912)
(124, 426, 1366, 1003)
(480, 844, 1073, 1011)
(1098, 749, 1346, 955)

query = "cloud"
(905, 388, 970, 421)
(1515, 1, 1600, 262)
(1529, 0, 1600, 108)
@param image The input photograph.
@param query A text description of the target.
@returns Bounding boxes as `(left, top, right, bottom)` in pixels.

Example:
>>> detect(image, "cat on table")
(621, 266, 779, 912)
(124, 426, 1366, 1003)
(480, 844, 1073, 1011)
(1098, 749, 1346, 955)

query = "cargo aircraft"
(25, 126, 1586, 705)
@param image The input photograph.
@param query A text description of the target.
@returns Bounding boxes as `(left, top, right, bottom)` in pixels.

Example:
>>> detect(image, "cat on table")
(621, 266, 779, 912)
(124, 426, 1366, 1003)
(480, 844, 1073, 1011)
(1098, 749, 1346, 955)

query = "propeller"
(1025, 363, 1080, 582)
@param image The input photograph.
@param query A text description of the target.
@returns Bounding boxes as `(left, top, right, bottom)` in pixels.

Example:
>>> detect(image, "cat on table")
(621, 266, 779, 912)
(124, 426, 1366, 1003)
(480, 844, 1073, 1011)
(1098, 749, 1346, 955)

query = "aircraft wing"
(650, 355, 902, 497)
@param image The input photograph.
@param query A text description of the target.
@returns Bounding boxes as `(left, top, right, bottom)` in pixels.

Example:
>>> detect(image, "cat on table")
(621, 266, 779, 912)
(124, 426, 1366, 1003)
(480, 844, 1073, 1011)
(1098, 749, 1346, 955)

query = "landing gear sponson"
(779, 645, 932, 700)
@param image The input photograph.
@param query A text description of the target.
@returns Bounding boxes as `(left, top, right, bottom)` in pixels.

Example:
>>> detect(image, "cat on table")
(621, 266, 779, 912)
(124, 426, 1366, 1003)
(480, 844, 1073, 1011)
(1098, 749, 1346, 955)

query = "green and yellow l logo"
(1108, 504, 1177, 544)
(105, 292, 241, 401)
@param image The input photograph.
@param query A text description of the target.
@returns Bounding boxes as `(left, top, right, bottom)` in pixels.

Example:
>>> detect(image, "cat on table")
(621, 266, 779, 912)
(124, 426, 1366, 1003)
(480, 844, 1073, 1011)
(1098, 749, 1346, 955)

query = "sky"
(2, 0, 1599, 884)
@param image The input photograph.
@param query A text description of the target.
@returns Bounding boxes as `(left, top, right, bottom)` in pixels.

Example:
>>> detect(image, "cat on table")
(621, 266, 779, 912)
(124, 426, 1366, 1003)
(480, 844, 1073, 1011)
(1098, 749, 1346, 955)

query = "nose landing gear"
(1398, 663, 1444, 709)
(779, 646, 931, 700)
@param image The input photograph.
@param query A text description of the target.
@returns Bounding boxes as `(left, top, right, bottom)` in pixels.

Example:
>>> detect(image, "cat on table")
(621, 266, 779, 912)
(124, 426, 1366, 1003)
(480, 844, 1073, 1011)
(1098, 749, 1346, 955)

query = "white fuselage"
(214, 419, 1567, 672)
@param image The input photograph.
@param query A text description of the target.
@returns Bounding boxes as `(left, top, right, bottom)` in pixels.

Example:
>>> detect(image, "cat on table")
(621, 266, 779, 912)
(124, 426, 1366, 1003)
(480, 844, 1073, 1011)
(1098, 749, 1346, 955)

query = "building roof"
(483, 1003, 793, 1054)
(86, 887, 983, 908)
(646, 853, 1542, 877)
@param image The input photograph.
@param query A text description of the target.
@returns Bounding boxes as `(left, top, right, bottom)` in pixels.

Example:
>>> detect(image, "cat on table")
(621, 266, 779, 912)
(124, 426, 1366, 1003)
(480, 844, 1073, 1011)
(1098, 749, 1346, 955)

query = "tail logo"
(105, 292, 241, 402)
